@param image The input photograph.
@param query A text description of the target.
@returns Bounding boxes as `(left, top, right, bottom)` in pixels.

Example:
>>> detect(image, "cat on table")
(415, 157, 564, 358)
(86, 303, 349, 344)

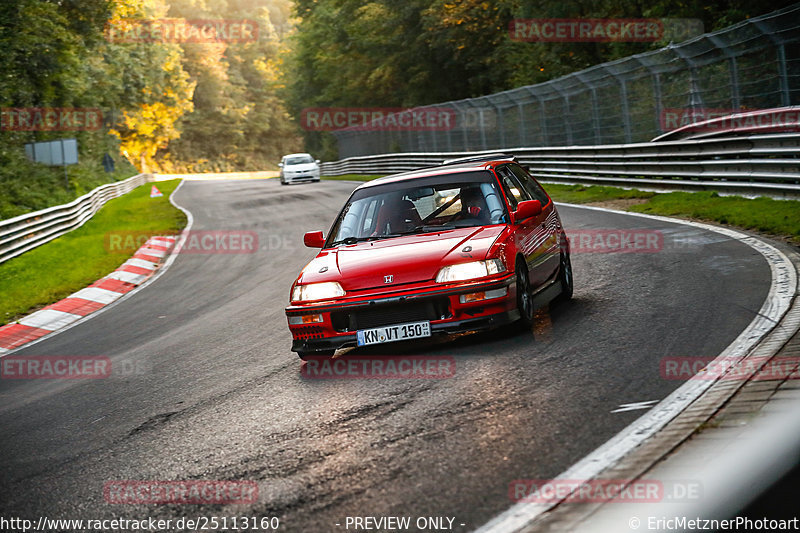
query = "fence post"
(491, 100, 505, 149)
(777, 44, 791, 107)
(577, 73, 601, 145)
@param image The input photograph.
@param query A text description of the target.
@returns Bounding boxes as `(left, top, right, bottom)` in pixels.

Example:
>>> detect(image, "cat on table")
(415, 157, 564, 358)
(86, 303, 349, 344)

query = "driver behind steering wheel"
(457, 186, 489, 223)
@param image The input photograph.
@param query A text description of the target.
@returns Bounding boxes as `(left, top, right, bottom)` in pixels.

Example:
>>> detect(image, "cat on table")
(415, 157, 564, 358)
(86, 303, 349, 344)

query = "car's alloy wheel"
(556, 249, 573, 302)
(516, 261, 534, 326)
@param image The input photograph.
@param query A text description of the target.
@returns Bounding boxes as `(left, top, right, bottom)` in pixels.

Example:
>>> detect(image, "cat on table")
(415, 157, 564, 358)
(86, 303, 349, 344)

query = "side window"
(360, 198, 380, 236)
(496, 166, 530, 210)
(510, 164, 550, 205)
(336, 203, 358, 239)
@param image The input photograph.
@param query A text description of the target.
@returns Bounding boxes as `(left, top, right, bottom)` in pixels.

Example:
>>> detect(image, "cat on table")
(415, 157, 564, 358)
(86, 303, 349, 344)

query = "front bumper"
(286, 273, 518, 353)
(284, 173, 320, 183)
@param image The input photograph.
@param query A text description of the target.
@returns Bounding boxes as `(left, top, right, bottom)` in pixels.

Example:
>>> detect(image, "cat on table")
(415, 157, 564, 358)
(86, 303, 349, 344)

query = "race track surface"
(0, 179, 771, 531)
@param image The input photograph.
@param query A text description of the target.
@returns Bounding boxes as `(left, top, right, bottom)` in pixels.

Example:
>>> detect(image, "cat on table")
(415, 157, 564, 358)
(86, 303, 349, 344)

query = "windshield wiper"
(330, 234, 403, 246)
(403, 224, 456, 234)
(329, 236, 367, 246)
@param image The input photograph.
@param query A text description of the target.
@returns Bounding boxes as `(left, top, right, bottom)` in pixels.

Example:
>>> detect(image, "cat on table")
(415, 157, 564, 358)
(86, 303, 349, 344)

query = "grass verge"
(627, 191, 800, 243)
(322, 176, 799, 244)
(0, 180, 187, 325)
(541, 183, 656, 204)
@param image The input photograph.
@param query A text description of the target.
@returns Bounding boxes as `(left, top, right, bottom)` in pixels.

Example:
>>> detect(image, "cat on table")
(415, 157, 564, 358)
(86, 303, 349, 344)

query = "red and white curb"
(0, 236, 177, 355)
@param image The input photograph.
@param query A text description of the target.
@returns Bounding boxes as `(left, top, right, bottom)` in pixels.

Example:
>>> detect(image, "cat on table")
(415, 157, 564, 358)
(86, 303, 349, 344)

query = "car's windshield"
(327, 173, 507, 246)
(285, 155, 315, 165)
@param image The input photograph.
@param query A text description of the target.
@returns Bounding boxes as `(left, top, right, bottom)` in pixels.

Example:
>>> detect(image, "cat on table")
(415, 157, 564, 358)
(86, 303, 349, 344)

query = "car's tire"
(516, 260, 534, 327)
(555, 248, 573, 303)
(280, 179, 287, 185)
(298, 349, 335, 361)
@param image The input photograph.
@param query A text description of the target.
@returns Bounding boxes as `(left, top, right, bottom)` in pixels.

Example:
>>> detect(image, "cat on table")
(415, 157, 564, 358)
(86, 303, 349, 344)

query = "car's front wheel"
(298, 349, 335, 361)
(516, 260, 534, 327)
(556, 249, 573, 303)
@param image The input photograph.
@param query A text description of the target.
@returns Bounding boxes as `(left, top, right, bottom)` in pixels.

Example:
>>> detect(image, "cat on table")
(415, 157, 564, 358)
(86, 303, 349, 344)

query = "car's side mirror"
(513, 200, 542, 223)
(315, 159, 321, 164)
(303, 231, 325, 248)
(278, 162, 283, 167)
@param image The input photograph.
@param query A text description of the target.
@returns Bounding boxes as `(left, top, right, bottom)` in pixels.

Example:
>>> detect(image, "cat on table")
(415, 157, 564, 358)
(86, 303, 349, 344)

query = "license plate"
(356, 321, 431, 346)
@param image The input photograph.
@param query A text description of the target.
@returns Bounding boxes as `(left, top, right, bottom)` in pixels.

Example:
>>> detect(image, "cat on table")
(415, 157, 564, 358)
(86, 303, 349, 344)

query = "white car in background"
(279, 153, 321, 185)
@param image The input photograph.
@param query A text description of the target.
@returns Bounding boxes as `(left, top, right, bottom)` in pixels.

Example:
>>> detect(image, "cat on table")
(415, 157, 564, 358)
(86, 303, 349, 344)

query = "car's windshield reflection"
(328, 178, 508, 246)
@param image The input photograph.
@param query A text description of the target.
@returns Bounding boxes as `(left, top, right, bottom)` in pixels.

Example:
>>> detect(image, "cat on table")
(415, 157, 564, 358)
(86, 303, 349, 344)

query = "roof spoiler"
(441, 153, 517, 166)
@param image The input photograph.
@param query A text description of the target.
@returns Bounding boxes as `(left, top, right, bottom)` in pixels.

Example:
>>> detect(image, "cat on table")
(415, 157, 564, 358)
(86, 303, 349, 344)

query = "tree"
(104, 0, 195, 171)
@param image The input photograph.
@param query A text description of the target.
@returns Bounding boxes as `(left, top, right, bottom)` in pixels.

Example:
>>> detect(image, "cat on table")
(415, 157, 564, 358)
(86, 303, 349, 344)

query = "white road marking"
(611, 400, 659, 413)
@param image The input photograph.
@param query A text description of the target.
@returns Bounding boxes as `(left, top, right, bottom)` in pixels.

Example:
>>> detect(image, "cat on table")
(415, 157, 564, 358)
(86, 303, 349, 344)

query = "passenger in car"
(373, 196, 423, 235)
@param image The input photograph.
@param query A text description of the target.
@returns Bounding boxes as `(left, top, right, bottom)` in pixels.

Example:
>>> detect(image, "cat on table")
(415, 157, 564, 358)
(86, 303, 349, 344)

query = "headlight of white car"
(435, 259, 506, 283)
(291, 281, 345, 302)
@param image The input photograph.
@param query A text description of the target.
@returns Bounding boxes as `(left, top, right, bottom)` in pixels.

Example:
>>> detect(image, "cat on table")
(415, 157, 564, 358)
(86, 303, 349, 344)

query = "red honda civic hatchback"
(285, 154, 573, 359)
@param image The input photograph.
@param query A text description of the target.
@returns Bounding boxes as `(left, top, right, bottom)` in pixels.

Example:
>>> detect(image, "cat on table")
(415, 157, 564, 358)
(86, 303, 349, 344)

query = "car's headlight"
(291, 281, 345, 302)
(435, 259, 506, 283)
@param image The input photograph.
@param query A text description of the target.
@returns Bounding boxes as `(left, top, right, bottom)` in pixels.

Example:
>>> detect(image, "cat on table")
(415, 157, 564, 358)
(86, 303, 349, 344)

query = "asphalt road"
(0, 178, 771, 531)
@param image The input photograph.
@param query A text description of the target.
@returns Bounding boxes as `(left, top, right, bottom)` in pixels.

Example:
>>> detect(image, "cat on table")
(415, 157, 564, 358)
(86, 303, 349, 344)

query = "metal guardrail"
(0, 173, 153, 264)
(321, 133, 800, 198)
(333, 4, 800, 157)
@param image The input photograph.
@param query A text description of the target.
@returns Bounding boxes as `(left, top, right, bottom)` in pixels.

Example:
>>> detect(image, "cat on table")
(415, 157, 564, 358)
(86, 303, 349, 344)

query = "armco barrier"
(331, 5, 800, 157)
(320, 133, 800, 198)
(0, 173, 153, 264)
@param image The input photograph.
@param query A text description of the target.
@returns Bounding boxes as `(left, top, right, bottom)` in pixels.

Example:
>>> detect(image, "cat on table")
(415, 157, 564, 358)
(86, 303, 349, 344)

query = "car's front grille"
(331, 297, 451, 332)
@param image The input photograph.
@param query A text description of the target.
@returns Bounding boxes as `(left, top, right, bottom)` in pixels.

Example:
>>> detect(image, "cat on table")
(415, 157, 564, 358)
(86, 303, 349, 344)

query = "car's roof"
(283, 152, 313, 158)
(356, 157, 514, 190)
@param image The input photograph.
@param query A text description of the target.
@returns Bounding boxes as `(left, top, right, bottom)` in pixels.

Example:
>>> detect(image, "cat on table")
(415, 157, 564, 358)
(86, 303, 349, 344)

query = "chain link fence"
(332, 4, 800, 159)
